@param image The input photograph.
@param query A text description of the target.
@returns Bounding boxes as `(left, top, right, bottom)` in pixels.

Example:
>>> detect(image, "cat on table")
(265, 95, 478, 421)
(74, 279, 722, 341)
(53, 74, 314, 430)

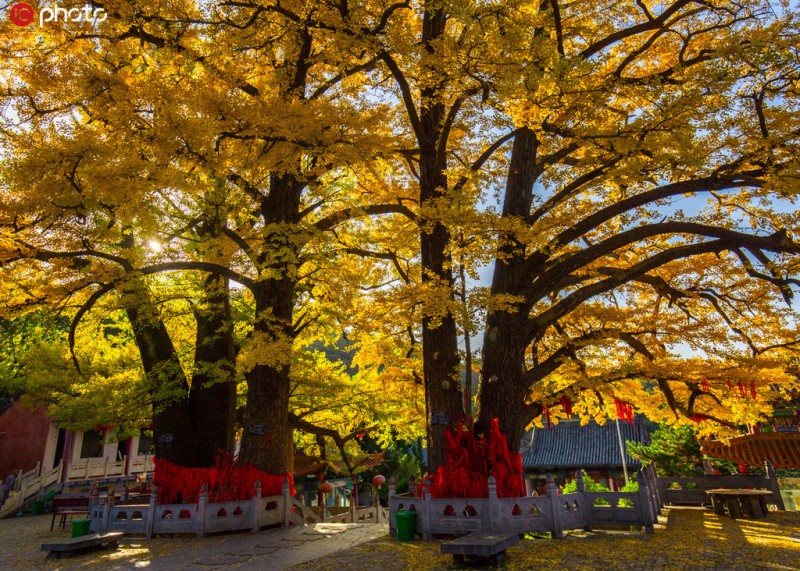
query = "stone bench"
(41, 532, 124, 559)
(440, 532, 520, 567)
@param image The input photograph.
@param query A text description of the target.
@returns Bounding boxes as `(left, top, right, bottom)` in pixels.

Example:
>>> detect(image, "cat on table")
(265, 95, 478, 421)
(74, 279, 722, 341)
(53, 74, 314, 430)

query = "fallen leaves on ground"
(0, 514, 204, 571)
(291, 507, 800, 571)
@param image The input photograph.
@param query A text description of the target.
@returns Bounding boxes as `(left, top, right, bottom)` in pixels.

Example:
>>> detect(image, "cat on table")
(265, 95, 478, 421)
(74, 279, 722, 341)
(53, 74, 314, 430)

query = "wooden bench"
(50, 495, 91, 530)
(440, 532, 520, 567)
(41, 532, 123, 559)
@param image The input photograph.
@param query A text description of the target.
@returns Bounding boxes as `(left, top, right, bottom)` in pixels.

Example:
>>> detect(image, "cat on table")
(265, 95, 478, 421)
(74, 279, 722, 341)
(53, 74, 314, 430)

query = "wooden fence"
(389, 468, 659, 540)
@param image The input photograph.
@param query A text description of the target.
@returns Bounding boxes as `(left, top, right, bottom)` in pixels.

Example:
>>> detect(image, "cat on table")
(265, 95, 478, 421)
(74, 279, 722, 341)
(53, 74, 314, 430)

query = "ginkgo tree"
(463, 0, 800, 449)
(1, 0, 799, 479)
(0, 0, 419, 472)
(340, 0, 800, 463)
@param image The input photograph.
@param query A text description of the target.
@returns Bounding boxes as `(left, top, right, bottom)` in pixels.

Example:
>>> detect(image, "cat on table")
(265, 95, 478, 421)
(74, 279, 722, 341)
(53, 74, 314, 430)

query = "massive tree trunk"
(238, 287, 294, 473)
(476, 128, 542, 452)
(126, 299, 198, 467)
(238, 173, 302, 474)
(417, 4, 465, 472)
(190, 274, 237, 466)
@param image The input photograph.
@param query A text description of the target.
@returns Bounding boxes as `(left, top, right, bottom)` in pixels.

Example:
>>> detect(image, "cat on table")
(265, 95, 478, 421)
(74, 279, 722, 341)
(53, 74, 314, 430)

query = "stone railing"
(321, 500, 389, 524)
(67, 456, 127, 480)
(89, 477, 299, 538)
(16, 461, 42, 490)
(0, 462, 62, 519)
(656, 460, 784, 510)
(389, 469, 658, 540)
(128, 455, 155, 475)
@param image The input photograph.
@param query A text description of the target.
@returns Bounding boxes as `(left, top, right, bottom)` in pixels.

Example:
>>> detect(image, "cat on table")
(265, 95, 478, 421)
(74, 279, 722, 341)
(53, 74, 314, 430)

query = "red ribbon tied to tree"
(614, 397, 634, 424)
(701, 378, 710, 393)
(560, 395, 573, 417)
(427, 419, 525, 499)
(153, 452, 294, 505)
(737, 382, 747, 398)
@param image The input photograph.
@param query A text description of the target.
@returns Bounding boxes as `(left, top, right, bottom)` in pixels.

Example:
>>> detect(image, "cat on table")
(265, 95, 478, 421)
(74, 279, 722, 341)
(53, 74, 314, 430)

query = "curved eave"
(701, 432, 800, 469)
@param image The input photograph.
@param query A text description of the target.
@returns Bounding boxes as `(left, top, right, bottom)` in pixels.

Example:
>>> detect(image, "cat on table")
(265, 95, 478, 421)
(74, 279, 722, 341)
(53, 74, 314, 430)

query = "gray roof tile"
(520, 417, 651, 470)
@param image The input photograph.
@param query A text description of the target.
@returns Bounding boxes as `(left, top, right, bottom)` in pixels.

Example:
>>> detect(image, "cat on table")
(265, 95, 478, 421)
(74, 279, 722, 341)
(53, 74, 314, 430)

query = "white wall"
(70, 430, 117, 463)
(40, 422, 60, 470)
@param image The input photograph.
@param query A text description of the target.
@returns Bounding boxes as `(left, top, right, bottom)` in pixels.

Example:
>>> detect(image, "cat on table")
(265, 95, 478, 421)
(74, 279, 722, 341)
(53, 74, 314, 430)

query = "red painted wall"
(0, 404, 50, 479)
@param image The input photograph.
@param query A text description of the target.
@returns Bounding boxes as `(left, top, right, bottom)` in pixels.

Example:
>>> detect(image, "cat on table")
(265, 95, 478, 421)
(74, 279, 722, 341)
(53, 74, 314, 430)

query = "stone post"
(576, 470, 591, 531)
(252, 481, 261, 533)
(408, 475, 416, 496)
(145, 486, 158, 540)
(421, 477, 432, 541)
(487, 474, 497, 534)
(765, 460, 785, 511)
(546, 474, 564, 539)
(102, 491, 115, 533)
(282, 477, 291, 528)
(89, 484, 100, 526)
(388, 477, 396, 536)
(645, 463, 660, 516)
(197, 484, 208, 538)
(637, 471, 655, 533)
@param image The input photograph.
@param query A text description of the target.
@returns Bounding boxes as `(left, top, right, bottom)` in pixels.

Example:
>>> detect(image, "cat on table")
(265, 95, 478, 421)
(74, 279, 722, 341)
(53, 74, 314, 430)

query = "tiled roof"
(521, 418, 651, 471)
(419, 417, 651, 471)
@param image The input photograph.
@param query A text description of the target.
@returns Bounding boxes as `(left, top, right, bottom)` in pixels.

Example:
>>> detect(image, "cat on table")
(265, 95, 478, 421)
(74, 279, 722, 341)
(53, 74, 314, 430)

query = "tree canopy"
(1, 0, 799, 473)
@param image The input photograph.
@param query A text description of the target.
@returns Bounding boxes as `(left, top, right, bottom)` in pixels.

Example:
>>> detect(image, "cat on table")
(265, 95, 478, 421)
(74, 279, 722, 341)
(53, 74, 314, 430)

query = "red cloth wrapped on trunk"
(153, 452, 294, 505)
(428, 419, 525, 499)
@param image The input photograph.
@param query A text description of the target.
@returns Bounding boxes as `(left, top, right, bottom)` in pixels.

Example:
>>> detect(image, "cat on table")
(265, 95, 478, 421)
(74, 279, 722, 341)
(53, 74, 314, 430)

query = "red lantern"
(319, 481, 334, 494)
(372, 475, 386, 489)
(701, 378, 710, 392)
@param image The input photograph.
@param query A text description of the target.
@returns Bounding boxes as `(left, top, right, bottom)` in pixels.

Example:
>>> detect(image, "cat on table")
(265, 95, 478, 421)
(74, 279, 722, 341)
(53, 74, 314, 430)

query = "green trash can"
(31, 501, 45, 515)
(395, 510, 416, 541)
(71, 518, 91, 538)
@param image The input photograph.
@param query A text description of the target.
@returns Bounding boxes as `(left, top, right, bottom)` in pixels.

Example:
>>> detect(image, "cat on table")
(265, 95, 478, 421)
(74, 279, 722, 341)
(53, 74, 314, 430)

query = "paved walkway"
(0, 515, 387, 570)
(2, 507, 799, 570)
